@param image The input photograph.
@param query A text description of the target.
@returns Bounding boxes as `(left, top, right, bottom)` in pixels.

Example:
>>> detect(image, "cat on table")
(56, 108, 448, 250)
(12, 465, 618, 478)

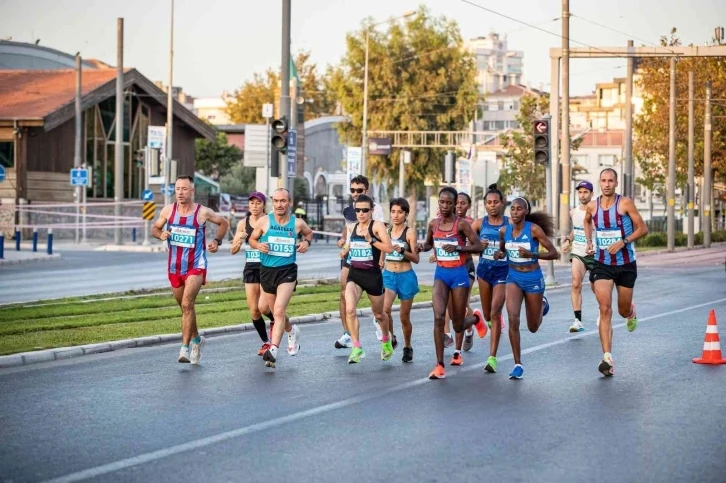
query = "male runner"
(248, 188, 314, 368)
(562, 180, 595, 333)
(584, 168, 648, 377)
(335, 175, 386, 349)
(152, 175, 229, 364)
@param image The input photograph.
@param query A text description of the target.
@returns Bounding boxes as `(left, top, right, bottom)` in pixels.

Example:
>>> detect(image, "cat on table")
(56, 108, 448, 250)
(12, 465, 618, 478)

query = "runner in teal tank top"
(248, 188, 314, 369)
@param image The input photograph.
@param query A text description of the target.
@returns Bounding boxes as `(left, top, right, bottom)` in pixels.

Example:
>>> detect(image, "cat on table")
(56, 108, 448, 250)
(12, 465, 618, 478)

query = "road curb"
(0, 253, 62, 266)
(0, 281, 576, 369)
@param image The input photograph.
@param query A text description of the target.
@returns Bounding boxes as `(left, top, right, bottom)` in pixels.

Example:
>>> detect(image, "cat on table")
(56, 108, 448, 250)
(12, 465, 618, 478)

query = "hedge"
(637, 230, 726, 247)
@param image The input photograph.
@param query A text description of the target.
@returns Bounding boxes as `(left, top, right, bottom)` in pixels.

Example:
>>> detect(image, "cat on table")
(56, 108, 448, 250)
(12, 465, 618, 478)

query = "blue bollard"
(0, 234, 4, 259)
(47, 228, 53, 255)
(15, 228, 20, 251)
(32, 228, 38, 253)
(132, 227, 137, 243)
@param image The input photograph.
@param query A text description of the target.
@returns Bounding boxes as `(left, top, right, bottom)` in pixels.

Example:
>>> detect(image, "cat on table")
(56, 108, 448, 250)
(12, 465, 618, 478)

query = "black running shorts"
(347, 267, 384, 296)
(589, 261, 637, 289)
(260, 264, 298, 294)
(243, 263, 261, 284)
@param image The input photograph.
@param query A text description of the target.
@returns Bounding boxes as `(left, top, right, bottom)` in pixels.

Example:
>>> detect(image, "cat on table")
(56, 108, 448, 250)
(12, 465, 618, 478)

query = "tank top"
(504, 221, 539, 267)
(243, 216, 261, 266)
(260, 213, 297, 268)
(593, 195, 636, 266)
(433, 217, 466, 268)
(167, 203, 207, 275)
(385, 226, 410, 262)
(348, 222, 381, 270)
(570, 206, 590, 257)
(479, 215, 509, 267)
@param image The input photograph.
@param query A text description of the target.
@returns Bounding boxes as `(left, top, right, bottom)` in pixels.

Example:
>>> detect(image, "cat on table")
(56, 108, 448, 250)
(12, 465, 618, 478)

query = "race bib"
(169, 226, 196, 248)
(434, 238, 459, 261)
(245, 244, 261, 262)
(573, 227, 588, 249)
(505, 241, 533, 263)
(480, 237, 501, 261)
(386, 240, 406, 261)
(349, 240, 373, 262)
(595, 229, 622, 248)
(267, 235, 295, 257)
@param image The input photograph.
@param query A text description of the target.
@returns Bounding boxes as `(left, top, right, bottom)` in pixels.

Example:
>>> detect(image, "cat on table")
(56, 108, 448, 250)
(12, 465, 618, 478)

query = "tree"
(634, 28, 726, 195)
(195, 131, 242, 181)
(220, 162, 256, 195)
(497, 94, 582, 206)
(226, 51, 336, 125)
(327, 6, 480, 192)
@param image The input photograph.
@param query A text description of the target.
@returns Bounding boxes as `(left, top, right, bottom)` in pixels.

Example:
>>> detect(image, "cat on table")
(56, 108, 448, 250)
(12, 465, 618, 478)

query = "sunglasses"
(350, 188, 365, 194)
(354, 208, 371, 213)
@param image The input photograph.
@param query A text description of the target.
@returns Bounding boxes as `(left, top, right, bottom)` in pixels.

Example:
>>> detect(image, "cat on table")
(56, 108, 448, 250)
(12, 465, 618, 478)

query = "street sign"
(70, 168, 89, 186)
(347, 147, 362, 182)
(287, 129, 297, 177)
(142, 202, 156, 221)
(369, 137, 392, 156)
(534, 120, 548, 134)
(262, 103, 274, 119)
(148, 126, 166, 150)
(141, 189, 154, 201)
(159, 184, 175, 196)
(0, 165, 5, 183)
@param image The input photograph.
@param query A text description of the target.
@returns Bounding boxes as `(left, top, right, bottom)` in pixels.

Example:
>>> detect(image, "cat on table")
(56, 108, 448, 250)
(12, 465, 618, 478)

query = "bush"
(637, 230, 726, 247)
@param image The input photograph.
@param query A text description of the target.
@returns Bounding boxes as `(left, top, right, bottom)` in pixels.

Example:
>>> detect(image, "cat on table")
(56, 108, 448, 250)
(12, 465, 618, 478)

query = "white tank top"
(571, 205, 589, 257)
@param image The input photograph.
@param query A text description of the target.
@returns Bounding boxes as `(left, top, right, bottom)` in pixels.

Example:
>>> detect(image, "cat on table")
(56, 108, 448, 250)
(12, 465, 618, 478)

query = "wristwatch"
(215, 238, 223, 246)
(623, 237, 631, 245)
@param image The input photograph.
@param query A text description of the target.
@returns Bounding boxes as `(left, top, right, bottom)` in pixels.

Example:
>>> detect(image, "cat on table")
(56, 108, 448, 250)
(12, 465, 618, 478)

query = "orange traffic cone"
(693, 309, 726, 364)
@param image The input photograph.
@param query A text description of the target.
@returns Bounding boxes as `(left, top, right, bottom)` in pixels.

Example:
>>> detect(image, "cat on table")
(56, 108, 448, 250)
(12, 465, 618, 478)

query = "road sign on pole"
(287, 129, 297, 177)
(142, 202, 156, 221)
(0, 165, 5, 183)
(70, 168, 89, 186)
(141, 189, 154, 201)
(347, 147, 362, 183)
(159, 184, 175, 196)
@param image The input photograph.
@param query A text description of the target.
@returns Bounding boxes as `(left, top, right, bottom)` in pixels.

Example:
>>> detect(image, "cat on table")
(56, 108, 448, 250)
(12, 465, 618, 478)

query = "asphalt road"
(1, 249, 725, 482)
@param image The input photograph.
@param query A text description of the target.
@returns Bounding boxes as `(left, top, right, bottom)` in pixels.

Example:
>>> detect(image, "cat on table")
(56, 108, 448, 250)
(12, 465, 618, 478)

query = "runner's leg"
(505, 283, 525, 365)
(181, 275, 204, 345)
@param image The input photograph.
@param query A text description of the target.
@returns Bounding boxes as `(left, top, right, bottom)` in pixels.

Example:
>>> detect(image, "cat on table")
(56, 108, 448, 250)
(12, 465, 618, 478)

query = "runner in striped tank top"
(584, 168, 649, 377)
(153, 175, 229, 365)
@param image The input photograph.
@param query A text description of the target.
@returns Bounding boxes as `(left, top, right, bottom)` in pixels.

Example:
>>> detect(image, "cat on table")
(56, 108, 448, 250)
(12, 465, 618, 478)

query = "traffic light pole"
(279, 0, 291, 192)
(542, 115, 556, 286)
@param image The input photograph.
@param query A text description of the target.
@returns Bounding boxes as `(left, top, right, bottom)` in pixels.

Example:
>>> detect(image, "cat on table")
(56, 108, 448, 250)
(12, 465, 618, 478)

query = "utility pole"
(704, 80, 712, 247)
(75, 54, 82, 245)
(114, 18, 124, 245)
(164, 0, 174, 207)
(558, 0, 571, 262)
(624, 40, 634, 198)
(687, 71, 695, 248)
(543, 112, 556, 286)
(666, 57, 676, 252)
(279, 0, 291, 192)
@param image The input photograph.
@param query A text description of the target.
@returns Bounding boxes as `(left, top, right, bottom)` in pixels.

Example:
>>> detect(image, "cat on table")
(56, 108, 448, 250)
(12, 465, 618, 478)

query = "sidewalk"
(0, 249, 61, 266)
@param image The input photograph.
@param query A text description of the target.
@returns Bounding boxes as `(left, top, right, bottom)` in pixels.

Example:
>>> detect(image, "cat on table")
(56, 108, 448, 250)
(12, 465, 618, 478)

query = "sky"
(0, 0, 722, 99)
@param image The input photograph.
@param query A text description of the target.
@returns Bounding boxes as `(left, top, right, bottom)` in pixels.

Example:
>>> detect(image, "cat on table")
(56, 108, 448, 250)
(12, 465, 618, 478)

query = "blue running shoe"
(542, 295, 550, 317)
(509, 364, 524, 379)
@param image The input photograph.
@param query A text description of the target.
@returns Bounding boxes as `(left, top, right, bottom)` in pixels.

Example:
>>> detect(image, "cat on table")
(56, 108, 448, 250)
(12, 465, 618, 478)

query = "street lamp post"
(360, 11, 415, 177)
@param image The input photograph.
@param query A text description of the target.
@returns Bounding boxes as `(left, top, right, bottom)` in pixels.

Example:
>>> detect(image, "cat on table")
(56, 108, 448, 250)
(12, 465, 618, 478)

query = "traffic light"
(533, 118, 550, 166)
(271, 116, 289, 154)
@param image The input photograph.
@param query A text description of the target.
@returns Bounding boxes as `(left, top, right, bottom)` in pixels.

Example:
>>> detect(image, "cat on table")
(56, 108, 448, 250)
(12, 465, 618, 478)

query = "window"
(598, 154, 616, 167)
(495, 121, 506, 130)
(0, 141, 13, 168)
(497, 101, 504, 111)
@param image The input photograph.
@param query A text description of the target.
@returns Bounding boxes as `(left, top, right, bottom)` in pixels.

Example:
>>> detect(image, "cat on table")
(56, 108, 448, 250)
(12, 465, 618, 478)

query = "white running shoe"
(178, 345, 190, 363)
(190, 336, 206, 364)
(374, 319, 383, 341)
(569, 320, 585, 333)
(287, 324, 300, 356)
(263, 346, 278, 367)
(335, 333, 352, 349)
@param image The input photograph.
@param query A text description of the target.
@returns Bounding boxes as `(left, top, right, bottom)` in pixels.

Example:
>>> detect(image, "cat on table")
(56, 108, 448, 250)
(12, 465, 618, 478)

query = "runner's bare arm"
(152, 205, 173, 241)
(456, 219, 484, 254)
(404, 226, 420, 264)
(200, 208, 229, 253)
(416, 219, 435, 253)
(231, 221, 246, 255)
(583, 200, 596, 255)
(531, 224, 559, 261)
(372, 221, 394, 254)
(621, 197, 649, 243)
(248, 217, 270, 253)
(337, 226, 347, 248)
(493, 226, 507, 260)
(296, 219, 314, 253)
(562, 208, 575, 252)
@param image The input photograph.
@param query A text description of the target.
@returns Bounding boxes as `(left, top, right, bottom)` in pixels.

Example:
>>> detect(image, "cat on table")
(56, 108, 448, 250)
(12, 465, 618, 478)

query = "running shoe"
(484, 356, 498, 373)
(381, 341, 394, 361)
(263, 346, 278, 368)
(391, 334, 398, 350)
(178, 345, 191, 363)
(258, 342, 271, 356)
(374, 320, 383, 341)
(190, 336, 206, 365)
(598, 355, 614, 377)
(348, 347, 365, 364)
(429, 364, 446, 379)
(473, 309, 488, 338)
(626, 303, 638, 332)
(569, 320, 585, 333)
(402, 347, 413, 363)
(542, 296, 550, 317)
(462, 330, 474, 351)
(444, 333, 454, 348)
(450, 352, 463, 366)
(335, 333, 352, 349)
(287, 324, 300, 356)
(509, 364, 524, 379)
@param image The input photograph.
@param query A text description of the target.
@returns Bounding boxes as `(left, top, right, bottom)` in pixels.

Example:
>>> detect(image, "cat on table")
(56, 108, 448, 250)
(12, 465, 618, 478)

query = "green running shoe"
(381, 341, 393, 361)
(348, 347, 365, 364)
(626, 303, 638, 332)
(484, 356, 498, 373)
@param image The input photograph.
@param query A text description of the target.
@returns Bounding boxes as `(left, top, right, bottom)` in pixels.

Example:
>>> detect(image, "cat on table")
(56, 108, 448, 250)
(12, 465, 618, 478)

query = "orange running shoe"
(429, 364, 446, 379)
(473, 309, 488, 338)
(257, 342, 271, 356)
(450, 352, 463, 366)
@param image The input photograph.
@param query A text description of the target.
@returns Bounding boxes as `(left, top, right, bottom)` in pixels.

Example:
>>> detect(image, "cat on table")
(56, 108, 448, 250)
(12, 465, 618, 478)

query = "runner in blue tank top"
(470, 184, 509, 373)
(584, 168, 648, 377)
(248, 188, 314, 369)
(493, 197, 558, 379)
(152, 175, 229, 365)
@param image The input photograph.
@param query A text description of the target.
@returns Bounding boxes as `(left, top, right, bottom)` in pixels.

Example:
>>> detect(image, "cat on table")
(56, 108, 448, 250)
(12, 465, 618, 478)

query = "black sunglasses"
(350, 188, 365, 194)
(355, 208, 371, 213)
